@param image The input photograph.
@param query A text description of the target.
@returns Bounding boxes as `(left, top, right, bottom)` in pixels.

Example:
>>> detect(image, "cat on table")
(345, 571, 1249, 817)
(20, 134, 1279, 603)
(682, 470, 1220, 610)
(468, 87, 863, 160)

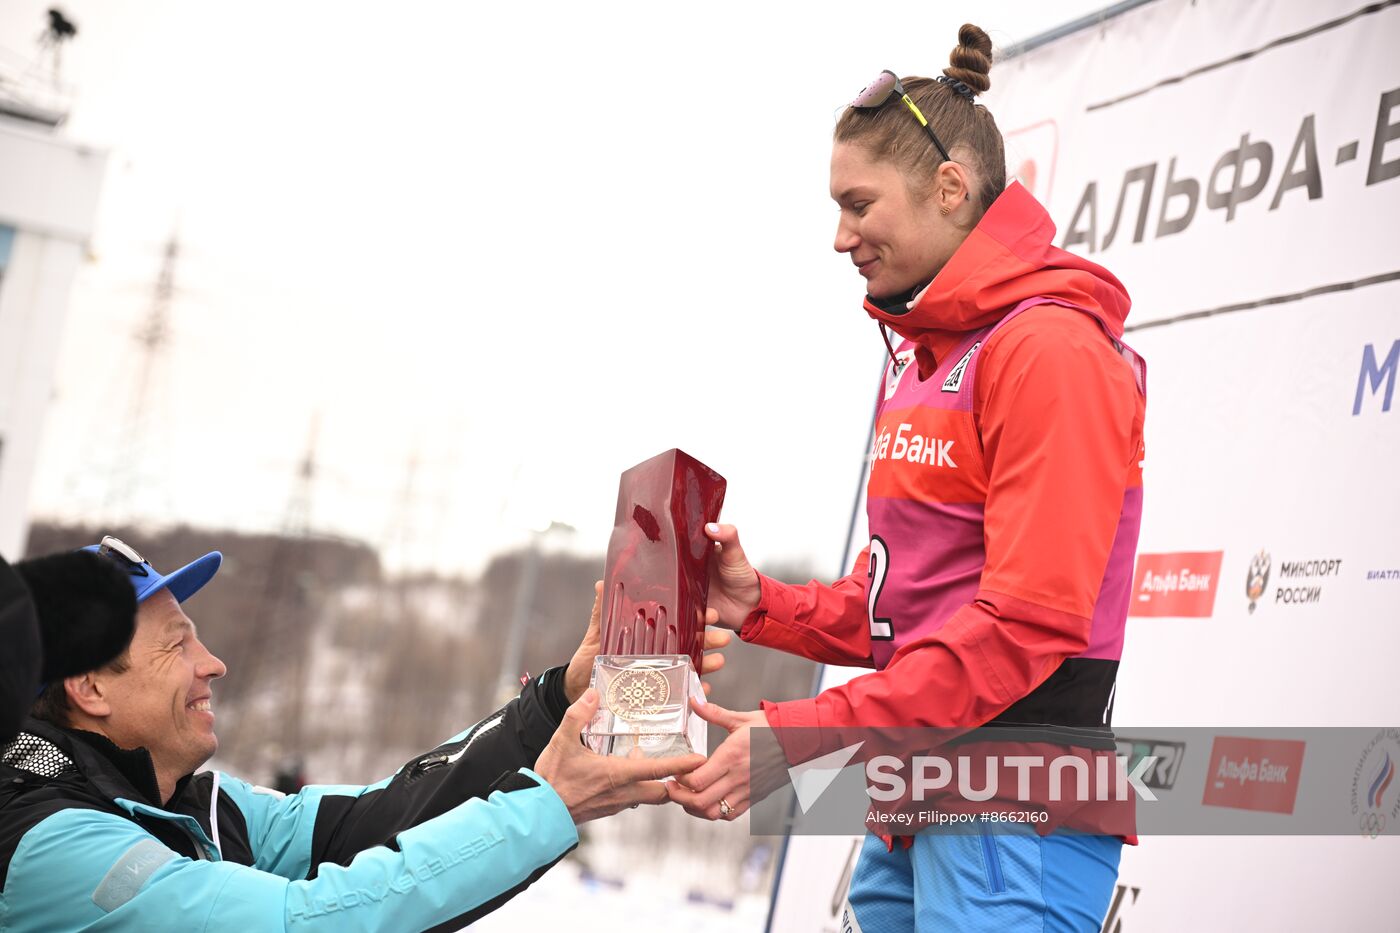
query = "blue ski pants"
(843, 825, 1122, 931)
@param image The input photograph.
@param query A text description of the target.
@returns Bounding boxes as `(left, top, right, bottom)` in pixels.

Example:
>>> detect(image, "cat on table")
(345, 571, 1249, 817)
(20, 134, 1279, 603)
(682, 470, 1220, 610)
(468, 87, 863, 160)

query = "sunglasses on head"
(99, 535, 151, 578)
(851, 70, 952, 164)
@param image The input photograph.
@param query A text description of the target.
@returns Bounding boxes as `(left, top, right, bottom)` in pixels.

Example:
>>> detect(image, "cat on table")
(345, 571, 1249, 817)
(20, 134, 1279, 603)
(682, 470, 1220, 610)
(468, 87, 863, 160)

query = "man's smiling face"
(97, 588, 227, 783)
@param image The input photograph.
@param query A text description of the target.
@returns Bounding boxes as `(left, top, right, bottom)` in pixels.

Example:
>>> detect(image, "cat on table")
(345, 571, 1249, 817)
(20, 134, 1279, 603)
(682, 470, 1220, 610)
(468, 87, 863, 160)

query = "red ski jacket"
(742, 182, 1147, 763)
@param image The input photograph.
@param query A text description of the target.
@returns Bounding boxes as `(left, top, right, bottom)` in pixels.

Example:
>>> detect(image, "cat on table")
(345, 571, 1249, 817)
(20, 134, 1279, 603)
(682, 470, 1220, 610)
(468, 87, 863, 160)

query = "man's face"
(99, 589, 227, 776)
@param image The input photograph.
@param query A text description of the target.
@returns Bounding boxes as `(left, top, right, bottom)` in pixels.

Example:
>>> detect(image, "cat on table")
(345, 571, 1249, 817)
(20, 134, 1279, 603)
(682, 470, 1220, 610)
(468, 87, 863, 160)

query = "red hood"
(864, 181, 1131, 372)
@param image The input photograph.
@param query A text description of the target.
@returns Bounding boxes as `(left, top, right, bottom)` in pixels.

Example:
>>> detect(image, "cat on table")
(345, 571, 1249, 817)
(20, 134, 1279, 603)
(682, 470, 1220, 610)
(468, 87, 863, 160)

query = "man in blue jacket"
(0, 536, 716, 931)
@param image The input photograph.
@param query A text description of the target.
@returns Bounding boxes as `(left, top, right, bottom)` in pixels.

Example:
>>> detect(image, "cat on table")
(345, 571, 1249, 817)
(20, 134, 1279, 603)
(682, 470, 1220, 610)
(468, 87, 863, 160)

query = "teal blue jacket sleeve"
(217, 774, 396, 881)
(217, 666, 572, 885)
(0, 769, 576, 932)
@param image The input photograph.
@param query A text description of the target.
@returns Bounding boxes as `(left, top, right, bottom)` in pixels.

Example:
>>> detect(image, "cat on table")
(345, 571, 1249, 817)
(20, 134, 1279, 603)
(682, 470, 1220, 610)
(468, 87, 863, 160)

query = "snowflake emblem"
(606, 669, 670, 722)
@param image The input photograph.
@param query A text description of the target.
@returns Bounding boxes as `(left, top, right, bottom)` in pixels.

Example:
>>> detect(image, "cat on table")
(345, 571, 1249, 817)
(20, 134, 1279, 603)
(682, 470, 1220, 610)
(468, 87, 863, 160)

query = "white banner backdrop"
(765, 1, 1400, 929)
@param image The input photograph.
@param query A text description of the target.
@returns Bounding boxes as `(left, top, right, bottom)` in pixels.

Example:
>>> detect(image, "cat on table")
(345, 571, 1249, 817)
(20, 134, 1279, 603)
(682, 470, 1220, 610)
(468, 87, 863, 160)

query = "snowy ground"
(467, 861, 771, 932)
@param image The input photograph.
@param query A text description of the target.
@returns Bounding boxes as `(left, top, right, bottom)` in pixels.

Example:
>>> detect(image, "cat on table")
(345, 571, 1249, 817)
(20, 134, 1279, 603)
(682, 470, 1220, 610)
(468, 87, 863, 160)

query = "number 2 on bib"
(868, 536, 894, 641)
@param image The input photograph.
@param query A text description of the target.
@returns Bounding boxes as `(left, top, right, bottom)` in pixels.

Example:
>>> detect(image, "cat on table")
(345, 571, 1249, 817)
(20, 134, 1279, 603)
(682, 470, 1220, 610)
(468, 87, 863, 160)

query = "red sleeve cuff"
(761, 696, 823, 765)
(739, 572, 797, 645)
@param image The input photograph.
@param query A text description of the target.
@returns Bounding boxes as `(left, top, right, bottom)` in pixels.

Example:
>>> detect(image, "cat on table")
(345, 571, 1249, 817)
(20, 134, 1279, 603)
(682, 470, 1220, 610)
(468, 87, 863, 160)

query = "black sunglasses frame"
(852, 70, 953, 164)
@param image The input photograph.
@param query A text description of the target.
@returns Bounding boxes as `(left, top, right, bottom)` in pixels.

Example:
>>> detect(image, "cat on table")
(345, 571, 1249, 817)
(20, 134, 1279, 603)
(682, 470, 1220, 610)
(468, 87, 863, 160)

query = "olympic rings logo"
(1359, 811, 1387, 838)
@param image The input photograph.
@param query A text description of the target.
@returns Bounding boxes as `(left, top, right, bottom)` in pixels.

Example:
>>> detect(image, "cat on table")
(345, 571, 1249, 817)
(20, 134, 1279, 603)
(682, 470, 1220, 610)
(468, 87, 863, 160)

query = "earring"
(940, 205, 952, 215)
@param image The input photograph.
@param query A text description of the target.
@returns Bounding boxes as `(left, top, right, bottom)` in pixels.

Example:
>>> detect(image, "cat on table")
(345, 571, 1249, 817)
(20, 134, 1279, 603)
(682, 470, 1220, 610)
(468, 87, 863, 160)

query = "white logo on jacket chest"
(884, 349, 918, 400)
(872, 423, 957, 468)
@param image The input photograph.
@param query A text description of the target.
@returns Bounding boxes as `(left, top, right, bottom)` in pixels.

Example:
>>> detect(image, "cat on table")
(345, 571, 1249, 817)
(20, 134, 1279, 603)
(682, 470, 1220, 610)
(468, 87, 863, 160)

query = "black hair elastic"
(936, 75, 975, 102)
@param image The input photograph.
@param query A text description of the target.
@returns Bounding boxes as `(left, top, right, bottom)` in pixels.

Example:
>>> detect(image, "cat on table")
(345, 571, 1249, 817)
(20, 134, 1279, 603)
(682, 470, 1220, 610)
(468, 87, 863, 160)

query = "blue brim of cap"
(82, 545, 222, 604)
(152, 551, 222, 604)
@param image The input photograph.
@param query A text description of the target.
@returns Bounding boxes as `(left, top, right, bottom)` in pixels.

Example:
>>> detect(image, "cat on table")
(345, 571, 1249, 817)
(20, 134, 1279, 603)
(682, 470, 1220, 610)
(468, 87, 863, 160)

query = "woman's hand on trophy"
(563, 582, 605, 704)
(664, 700, 785, 822)
(534, 687, 705, 825)
(704, 523, 762, 632)
(564, 581, 732, 703)
(697, 624, 731, 696)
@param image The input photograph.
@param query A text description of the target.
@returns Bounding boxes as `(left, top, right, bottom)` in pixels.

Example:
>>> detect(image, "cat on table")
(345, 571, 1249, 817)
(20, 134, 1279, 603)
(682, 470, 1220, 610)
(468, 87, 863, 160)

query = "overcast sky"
(2, 0, 1109, 575)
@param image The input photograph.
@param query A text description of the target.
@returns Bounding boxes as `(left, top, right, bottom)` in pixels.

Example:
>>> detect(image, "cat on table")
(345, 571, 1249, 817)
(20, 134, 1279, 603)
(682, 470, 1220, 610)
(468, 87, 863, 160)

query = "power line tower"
(222, 416, 320, 774)
(281, 414, 320, 540)
(377, 448, 423, 754)
(102, 231, 179, 526)
(268, 415, 320, 755)
(495, 520, 575, 705)
(385, 448, 421, 575)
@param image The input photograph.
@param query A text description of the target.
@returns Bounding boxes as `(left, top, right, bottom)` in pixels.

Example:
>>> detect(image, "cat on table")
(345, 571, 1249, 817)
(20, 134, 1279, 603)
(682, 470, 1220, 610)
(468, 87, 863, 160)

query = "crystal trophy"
(585, 449, 726, 758)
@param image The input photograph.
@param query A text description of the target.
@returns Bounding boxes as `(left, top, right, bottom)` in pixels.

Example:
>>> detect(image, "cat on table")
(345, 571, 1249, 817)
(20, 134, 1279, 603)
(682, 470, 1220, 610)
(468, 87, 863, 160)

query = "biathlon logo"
(1350, 729, 1400, 838)
(1129, 552, 1222, 617)
(1201, 736, 1305, 814)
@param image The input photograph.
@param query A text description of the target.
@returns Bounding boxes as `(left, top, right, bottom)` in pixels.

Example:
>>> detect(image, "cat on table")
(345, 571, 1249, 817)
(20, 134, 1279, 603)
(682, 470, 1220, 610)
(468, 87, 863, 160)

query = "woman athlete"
(667, 23, 1147, 931)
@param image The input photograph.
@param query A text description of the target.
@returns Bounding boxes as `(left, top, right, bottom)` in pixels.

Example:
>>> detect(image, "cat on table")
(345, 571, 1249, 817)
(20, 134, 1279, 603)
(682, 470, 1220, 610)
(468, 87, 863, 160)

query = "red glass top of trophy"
(600, 449, 726, 671)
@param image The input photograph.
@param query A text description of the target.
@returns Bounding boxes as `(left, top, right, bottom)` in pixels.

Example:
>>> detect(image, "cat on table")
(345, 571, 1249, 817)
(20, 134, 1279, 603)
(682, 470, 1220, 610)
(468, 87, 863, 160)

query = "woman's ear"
(934, 161, 973, 216)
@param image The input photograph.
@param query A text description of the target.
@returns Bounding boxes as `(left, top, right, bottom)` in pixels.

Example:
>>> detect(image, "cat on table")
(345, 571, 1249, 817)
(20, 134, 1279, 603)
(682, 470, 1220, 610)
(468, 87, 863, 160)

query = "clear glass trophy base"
(584, 655, 707, 758)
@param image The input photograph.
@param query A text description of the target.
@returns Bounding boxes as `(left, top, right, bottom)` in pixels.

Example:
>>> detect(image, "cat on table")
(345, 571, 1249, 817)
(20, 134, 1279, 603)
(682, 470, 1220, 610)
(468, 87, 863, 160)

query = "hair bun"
(944, 23, 992, 96)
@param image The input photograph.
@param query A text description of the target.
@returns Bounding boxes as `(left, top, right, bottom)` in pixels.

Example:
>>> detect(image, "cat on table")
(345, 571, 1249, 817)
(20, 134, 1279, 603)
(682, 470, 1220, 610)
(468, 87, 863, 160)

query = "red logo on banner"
(1003, 120, 1059, 205)
(1128, 551, 1224, 617)
(1202, 737, 1306, 814)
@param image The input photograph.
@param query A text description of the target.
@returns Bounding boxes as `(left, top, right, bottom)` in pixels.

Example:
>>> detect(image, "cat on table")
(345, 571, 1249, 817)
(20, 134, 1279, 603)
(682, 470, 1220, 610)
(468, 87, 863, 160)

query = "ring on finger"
(719, 798, 733, 817)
